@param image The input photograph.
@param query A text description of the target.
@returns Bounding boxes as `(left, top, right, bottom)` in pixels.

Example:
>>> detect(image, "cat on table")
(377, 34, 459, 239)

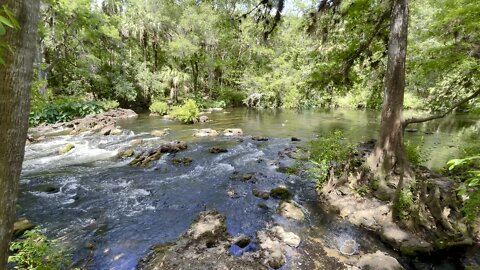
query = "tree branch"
(405, 88, 480, 125)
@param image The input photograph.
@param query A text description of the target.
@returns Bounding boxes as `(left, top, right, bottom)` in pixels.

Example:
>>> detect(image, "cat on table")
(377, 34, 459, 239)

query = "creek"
(18, 108, 479, 269)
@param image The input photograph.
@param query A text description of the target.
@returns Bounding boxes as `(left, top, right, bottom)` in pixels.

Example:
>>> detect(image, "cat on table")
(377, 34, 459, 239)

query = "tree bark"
(368, 0, 409, 177)
(0, 1, 40, 267)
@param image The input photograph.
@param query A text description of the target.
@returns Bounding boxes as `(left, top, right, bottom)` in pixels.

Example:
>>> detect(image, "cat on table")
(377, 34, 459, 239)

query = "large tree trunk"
(368, 0, 409, 178)
(0, 1, 40, 267)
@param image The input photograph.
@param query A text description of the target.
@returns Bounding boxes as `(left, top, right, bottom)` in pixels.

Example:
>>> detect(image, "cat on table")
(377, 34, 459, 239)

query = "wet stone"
(230, 172, 256, 182)
(252, 189, 270, 200)
(209, 147, 228, 153)
(252, 136, 269, 141)
(270, 186, 291, 200)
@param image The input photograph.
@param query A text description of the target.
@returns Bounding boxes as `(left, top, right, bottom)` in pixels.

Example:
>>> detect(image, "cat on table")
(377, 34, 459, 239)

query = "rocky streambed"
(15, 109, 480, 269)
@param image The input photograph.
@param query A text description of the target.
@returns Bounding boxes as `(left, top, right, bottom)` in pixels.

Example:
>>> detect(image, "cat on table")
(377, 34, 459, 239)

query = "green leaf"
(0, 23, 5, 36)
(0, 15, 13, 28)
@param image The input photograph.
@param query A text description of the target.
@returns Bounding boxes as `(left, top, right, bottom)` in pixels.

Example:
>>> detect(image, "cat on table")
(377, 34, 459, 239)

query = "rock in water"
(209, 147, 228, 153)
(151, 129, 168, 137)
(13, 218, 36, 237)
(356, 251, 404, 270)
(230, 172, 255, 182)
(194, 128, 219, 137)
(252, 189, 270, 200)
(277, 201, 305, 221)
(199, 115, 209, 123)
(223, 128, 243, 136)
(272, 226, 301, 247)
(136, 210, 265, 270)
(252, 136, 269, 141)
(270, 186, 291, 200)
(171, 157, 193, 165)
(130, 141, 188, 166)
(59, 143, 75, 155)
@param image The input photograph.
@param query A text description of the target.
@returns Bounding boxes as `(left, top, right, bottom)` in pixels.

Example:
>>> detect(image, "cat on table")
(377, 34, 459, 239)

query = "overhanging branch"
(405, 88, 480, 125)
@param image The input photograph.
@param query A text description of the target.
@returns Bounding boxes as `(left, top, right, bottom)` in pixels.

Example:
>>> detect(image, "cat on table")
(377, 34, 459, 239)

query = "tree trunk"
(0, 1, 40, 267)
(368, 0, 409, 178)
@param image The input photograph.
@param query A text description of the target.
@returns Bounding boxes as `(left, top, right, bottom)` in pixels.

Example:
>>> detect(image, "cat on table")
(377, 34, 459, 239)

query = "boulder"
(13, 218, 36, 237)
(130, 141, 188, 166)
(194, 128, 219, 137)
(277, 201, 305, 221)
(59, 143, 75, 155)
(356, 251, 404, 270)
(223, 128, 243, 136)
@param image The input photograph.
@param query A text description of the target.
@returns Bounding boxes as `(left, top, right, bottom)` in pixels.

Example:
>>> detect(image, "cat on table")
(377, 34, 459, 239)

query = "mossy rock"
(58, 143, 75, 155)
(120, 148, 135, 158)
(13, 218, 36, 237)
(270, 186, 291, 200)
(252, 189, 270, 200)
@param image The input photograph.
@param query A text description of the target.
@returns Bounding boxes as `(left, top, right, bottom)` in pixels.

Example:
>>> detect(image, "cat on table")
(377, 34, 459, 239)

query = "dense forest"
(0, 0, 479, 269)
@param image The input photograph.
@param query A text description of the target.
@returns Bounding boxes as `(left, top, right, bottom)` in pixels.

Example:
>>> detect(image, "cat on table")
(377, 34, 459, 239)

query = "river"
(17, 108, 480, 269)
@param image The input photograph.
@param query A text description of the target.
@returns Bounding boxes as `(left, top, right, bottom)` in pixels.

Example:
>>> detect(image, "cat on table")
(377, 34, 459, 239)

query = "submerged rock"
(59, 143, 75, 155)
(277, 201, 305, 221)
(171, 156, 193, 165)
(151, 129, 168, 137)
(209, 147, 228, 154)
(270, 186, 291, 200)
(223, 128, 243, 136)
(130, 141, 188, 166)
(252, 189, 270, 200)
(194, 128, 219, 137)
(356, 251, 404, 270)
(230, 172, 255, 182)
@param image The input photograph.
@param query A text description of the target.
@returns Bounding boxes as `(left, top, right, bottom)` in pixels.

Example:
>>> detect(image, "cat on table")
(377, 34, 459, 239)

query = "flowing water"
(17, 108, 479, 269)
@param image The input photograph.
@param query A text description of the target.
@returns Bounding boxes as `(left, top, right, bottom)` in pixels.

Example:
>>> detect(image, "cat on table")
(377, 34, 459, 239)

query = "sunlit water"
(17, 108, 479, 269)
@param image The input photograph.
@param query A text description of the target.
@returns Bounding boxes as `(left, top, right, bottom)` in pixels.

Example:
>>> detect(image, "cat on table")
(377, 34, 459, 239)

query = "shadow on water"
(16, 108, 479, 269)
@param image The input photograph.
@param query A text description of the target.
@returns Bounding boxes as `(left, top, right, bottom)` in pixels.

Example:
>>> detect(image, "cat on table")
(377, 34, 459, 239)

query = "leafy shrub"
(9, 228, 73, 270)
(405, 139, 426, 165)
(100, 99, 120, 110)
(309, 130, 355, 188)
(149, 100, 169, 115)
(29, 97, 119, 126)
(169, 99, 200, 123)
(447, 155, 480, 222)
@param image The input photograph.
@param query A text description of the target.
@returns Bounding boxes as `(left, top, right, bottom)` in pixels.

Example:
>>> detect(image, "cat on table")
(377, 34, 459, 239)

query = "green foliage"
(149, 100, 169, 115)
(29, 97, 118, 126)
(447, 155, 480, 221)
(169, 99, 200, 123)
(0, 4, 20, 64)
(405, 138, 428, 165)
(8, 228, 72, 270)
(309, 130, 355, 188)
(393, 186, 416, 221)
